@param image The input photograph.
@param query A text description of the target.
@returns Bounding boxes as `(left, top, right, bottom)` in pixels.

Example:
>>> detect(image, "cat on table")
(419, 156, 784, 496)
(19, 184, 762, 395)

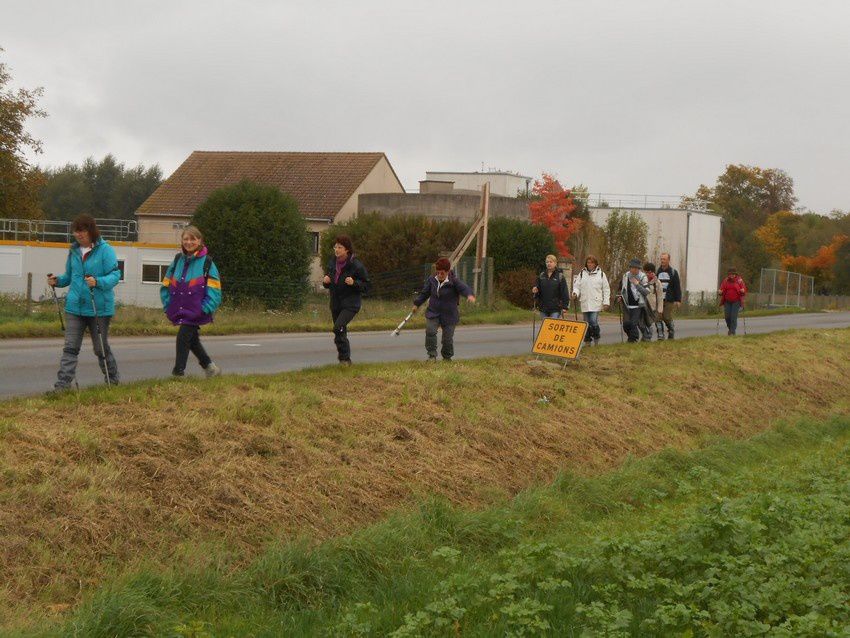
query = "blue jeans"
(540, 311, 561, 319)
(583, 311, 600, 342)
(724, 301, 741, 335)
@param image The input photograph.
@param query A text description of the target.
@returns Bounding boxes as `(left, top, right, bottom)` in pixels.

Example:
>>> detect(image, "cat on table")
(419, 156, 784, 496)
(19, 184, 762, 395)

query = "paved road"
(1, 312, 848, 399)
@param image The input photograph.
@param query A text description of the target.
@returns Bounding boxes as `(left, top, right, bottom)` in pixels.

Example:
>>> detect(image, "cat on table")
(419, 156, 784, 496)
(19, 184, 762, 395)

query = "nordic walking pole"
(85, 274, 111, 387)
(532, 293, 538, 345)
(617, 295, 624, 343)
(46, 273, 65, 332)
(391, 310, 414, 337)
(742, 304, 748, 336)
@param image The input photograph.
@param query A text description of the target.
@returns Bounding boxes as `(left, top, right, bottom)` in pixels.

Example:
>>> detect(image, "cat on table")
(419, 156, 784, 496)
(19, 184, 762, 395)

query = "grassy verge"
(19, 417, 850, 637)
(0, 294, 528, 338)
(1, 329, 849, 632)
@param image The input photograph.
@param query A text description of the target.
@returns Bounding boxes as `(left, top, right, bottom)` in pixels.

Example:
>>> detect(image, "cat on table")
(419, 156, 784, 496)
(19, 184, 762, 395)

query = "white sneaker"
(204, 362, 221, 378)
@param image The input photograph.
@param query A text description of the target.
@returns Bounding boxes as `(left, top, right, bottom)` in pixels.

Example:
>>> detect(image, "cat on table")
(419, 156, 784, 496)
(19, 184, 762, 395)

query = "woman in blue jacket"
(160, 226, 223, 377)
(47, 214, 121, 390)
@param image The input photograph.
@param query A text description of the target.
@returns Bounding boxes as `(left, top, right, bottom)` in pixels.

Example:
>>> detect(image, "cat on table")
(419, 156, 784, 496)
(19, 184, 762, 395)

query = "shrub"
(483, 218, 557, 278)
(321, 213, 468, 298)
(192, 180, 311, 309)
(497, 268, 538, 310)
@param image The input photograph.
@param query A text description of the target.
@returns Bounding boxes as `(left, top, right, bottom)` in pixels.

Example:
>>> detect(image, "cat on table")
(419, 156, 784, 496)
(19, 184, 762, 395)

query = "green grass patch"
(18, 416, 850, 637)
(0, 293, 529, 338)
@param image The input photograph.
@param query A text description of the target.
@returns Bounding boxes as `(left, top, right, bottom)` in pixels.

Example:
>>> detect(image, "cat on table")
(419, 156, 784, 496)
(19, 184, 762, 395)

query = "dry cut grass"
(0, 329, 849, 627)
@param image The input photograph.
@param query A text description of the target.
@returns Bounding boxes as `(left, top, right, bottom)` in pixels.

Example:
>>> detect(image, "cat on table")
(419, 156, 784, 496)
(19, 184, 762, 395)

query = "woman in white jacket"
(571, 255, 611, 346)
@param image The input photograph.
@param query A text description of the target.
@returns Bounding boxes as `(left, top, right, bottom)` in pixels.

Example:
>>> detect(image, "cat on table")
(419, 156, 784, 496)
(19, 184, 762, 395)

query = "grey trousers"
(425, 317, 456, 359)
(55, 313, 120, 388)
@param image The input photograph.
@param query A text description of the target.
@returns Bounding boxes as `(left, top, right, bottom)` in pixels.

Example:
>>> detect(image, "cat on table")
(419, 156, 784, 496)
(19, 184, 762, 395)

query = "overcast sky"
(4, 0, 850, 212)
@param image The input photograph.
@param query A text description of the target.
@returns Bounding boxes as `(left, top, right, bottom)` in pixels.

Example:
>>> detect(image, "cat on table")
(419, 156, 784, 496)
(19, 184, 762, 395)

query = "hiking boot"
(593, 337, 600, 346)
(442, 357, 453, 362)
(204, 362, 222, 378)
(427, 356, 437, 362)
(339, 359, 352, 366)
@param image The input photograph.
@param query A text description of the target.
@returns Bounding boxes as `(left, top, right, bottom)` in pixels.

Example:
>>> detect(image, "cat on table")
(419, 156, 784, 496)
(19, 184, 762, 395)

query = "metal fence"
(758, 268, 815, 308)
(0, 218, 138, 243)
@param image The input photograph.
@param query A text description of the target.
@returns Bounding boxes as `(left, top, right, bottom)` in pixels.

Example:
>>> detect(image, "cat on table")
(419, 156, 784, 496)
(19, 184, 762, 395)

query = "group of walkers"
(46, 215, 747, 391)
(46, 219, 479, 390)
(532, 251, 747, 343)
(47, 215, 224, 392)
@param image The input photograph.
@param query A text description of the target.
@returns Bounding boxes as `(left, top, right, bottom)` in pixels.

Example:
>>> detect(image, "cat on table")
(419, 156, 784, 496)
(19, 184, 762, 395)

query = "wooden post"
(473, 182, 490, 296)
(26, 272, 32, 314)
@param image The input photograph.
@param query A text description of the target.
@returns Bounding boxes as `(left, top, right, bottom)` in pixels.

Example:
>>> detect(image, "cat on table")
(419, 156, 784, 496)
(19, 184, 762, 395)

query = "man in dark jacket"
(411, 258, 476, 361)
(322, 236, 370, 364)
(656, 252, 682, 339)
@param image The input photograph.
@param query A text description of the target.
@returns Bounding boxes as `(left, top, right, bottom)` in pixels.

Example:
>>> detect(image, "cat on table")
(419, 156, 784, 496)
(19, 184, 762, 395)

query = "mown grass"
(0, 293, 528, 338)
(1, 329, 849, 633)
(17, 416, 850, 637)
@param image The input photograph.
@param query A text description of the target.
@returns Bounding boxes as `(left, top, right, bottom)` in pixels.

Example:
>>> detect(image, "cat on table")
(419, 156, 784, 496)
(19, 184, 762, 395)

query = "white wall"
(588, 208, 721, 298)
(0, 242, 178, 308)
(425, 172, 532, 198)
(685, 212, 722, 297)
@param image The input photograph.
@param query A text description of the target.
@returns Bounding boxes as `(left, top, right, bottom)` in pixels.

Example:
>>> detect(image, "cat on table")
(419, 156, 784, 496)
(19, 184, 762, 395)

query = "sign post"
(532, 318, 588, 368)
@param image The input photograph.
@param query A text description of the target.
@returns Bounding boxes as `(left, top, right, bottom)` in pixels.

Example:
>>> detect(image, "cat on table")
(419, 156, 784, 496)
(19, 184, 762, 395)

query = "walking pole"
(742, 305, 748, 336)
(391, 310, 414, 337)
(85, 274, 111, 387)
(573, 296, 579, 321)
(531, 294, 537, 346)
(46, 274, 65, 332)
(617, 295, 624, 343)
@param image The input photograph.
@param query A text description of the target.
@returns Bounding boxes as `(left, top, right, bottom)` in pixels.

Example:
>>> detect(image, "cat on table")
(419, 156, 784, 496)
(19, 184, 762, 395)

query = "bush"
(321, 213, 469, 298)
(497, 268, 538, 310)
(482, 218, 557, 278)
(192, 180, 311, 310)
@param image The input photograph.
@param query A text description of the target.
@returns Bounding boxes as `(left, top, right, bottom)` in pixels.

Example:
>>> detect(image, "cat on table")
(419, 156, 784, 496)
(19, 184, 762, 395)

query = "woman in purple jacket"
(410, 258, 476, 361)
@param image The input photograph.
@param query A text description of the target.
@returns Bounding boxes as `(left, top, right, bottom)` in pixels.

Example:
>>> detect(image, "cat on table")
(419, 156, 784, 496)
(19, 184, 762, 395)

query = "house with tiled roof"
(135, 151, 405, 281)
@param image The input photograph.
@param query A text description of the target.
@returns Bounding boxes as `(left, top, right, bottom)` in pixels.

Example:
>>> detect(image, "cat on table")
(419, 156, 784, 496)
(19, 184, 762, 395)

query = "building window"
(141, 262, 171, 284)
(312, 232, 320, 254)
(116, 259, 126, 283)
(172, 222, 188, 230)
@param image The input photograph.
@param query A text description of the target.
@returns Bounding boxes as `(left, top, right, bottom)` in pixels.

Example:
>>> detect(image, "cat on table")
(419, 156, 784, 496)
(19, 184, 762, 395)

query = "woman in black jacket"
(322, 235, 370, 364)
(531, 254, 569, 319)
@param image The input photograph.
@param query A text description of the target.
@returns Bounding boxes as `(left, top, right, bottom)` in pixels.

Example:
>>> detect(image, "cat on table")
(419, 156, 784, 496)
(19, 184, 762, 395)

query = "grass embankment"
(1, 329, 849, 634)
(0, 294, 527, 338)
(45, 417, 850, 637)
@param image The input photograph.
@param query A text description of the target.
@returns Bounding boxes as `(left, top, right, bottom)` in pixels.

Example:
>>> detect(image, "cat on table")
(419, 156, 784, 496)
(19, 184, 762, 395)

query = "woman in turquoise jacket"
(47, 214, 121, 390)
(160, 226, 223, 377)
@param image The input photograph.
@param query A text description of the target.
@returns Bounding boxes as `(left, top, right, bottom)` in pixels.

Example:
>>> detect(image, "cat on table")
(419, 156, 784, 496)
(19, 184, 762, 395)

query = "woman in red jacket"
(718, 268, 747, 335)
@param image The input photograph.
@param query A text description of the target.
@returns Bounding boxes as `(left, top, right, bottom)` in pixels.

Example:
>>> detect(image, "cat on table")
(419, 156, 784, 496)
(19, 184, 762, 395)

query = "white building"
(424, 171, 533, 198)
(0, 239, 178, 308)
(588, 204, 722, 299)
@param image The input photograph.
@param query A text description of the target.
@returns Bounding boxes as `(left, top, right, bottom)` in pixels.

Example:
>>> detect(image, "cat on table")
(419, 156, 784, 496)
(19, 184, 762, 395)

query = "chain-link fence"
(757, 269, 815, 308)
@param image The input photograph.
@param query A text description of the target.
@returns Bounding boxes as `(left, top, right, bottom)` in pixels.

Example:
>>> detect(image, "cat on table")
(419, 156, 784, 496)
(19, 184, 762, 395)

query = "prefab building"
(589, 206, 722, 299)
(0, 240, 178, 308)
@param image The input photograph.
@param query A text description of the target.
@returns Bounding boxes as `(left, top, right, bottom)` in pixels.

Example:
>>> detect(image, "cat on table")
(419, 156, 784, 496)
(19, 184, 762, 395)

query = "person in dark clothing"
(656, 252, 682, 339)
(531, 254, 569, 320)
(619, 258, 650, 343)
(411, 257, 476, 361)
(718, 267, 747, 335)
(322, 236, 370, 364)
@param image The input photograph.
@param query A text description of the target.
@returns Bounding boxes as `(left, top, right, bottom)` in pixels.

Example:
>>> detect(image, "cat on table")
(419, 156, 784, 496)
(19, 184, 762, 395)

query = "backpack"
(170, 252, 212, 283)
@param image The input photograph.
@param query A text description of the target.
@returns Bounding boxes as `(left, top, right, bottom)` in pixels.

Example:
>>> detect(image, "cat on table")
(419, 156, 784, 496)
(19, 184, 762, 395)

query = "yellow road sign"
(532, 318, 588, 360)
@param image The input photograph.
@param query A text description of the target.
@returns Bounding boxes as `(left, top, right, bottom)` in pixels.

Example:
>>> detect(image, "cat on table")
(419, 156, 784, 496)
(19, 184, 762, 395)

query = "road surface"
(1, 312, 848, 399)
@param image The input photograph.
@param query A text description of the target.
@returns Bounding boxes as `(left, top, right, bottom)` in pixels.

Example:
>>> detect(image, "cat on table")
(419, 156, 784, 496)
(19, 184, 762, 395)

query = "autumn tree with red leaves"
(528, 173, 583, 258)
(781, 234, 850, 286)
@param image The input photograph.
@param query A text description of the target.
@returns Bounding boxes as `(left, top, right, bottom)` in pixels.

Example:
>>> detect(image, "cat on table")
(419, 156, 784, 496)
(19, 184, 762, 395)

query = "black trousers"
(622, 307, 643, 343)
(331, 307, 358, 361)
(174, 324, 211, 374)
